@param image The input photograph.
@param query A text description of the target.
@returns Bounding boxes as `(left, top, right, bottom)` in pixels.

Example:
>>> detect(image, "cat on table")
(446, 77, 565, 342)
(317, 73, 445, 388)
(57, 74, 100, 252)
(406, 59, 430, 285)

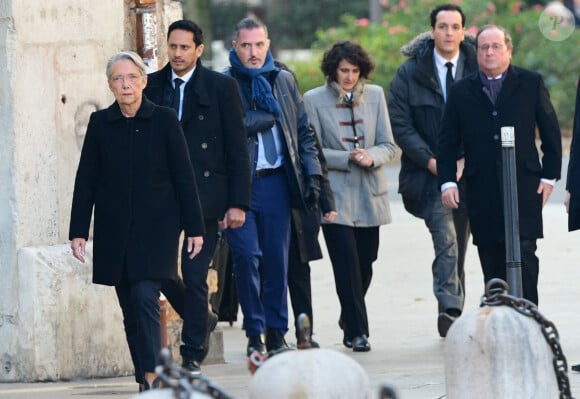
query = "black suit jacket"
(144, 61, 251, 220)
(438, 65, 561, 245)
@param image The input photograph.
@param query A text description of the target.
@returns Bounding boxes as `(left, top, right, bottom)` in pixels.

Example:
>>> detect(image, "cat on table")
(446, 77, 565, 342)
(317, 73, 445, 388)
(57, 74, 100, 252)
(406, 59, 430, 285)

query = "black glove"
(304, 175, 321, 212)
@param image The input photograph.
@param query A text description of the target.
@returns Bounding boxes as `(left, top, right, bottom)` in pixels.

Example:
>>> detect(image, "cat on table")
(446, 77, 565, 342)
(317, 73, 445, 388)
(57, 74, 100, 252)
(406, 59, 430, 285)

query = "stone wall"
(0, 0, 183, 382)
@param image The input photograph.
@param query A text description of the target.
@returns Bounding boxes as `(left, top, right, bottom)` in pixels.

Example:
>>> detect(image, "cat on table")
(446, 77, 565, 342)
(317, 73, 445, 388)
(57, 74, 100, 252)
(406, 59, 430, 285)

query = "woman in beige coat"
(303, 41, 396, 352)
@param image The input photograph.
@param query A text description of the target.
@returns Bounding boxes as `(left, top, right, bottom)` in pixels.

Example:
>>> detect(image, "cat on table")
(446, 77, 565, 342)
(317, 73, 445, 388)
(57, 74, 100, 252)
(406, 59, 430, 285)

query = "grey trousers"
(423, 196, 469, 312)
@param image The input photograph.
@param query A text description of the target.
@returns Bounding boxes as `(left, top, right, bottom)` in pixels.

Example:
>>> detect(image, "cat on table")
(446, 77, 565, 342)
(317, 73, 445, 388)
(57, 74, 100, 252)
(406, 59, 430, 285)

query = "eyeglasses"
(110, 74, 141, 85)
(478, 43, 506, 53)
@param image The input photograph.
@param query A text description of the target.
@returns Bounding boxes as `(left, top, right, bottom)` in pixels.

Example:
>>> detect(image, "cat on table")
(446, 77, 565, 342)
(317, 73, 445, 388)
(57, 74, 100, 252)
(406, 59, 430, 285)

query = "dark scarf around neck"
(229, 48, 281, 118)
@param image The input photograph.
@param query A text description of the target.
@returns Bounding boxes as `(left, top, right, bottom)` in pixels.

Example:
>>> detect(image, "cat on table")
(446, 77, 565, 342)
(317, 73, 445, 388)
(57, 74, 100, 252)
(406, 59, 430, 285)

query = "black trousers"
(162, 220, 218, 362)
(476, 238, 539, 305)
(116, 279, 163, 384)
(287, 234, 313, 340)
(322, 224, 379, 338)
(453, 207, 471, 295)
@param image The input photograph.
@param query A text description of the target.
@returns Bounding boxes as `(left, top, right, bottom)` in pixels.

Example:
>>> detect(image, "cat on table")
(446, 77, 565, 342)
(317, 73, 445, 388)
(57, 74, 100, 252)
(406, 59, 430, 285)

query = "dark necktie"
(445, 62, 454, 102)
(172, 78, 183, 118)
(262, 129, 277, 164)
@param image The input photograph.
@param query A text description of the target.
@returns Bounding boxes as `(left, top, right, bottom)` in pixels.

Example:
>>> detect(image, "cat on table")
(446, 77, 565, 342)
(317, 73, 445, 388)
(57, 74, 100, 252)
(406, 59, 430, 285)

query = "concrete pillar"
(248, 349, 373, 398)
(0, 0, 183, 382)
(445, 306, 559, 398)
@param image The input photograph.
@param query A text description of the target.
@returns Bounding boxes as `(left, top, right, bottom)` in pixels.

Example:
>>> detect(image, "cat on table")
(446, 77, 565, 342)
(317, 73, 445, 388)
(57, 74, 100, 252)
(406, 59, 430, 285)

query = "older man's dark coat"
(438, 65, 562, 246)
(144, 61, 251, 219)
(69, 98, 205, 285)
(566, 78, 580, 231)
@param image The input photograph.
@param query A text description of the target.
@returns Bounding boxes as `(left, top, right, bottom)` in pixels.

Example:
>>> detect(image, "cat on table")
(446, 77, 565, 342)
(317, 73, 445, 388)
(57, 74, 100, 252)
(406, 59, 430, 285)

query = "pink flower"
(468, 25, 478, 35)
(356, 18, 370, 27)
(533, 4, 543, 11)
(399, 0, 407, 8)
(388, 25, 407, 35)
(380, 0, 389, 7)
(382, 20, 390, 27)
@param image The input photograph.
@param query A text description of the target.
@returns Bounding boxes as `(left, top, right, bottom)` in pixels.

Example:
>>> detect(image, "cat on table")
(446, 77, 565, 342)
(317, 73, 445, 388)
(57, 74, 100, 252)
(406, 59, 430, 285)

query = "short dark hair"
(320, 41, 375, 83)
(167, 19, 203, 46)
(232, 17, 268, 41)
(430, 4, 466, 28)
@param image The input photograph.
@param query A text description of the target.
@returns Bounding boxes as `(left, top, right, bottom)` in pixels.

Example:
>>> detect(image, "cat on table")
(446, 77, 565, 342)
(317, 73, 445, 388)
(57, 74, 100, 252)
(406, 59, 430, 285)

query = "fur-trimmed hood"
(400, 31, 476, 58)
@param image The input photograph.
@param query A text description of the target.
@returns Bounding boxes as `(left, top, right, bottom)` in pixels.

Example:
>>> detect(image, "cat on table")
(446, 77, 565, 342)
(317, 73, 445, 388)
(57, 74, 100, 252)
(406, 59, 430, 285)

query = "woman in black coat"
(69, 51, 205, 390)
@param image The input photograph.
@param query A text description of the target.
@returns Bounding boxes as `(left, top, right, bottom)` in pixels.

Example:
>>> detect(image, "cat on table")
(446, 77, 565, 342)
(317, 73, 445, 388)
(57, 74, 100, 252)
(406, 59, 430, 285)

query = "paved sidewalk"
(2, 164, 580, 398)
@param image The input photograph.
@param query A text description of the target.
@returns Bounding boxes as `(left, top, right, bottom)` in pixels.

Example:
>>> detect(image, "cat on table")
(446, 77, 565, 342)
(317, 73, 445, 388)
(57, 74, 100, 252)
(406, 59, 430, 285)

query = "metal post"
(135, 0, 159, 73)
(500, 126, 523, 297)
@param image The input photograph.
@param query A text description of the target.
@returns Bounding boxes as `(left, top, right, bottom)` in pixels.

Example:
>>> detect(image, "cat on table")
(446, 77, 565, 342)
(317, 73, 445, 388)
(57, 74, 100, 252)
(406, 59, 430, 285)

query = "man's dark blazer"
(144, 61, 251, 219)
(438, 65, 562, 246)
(566, 78, 580, 231)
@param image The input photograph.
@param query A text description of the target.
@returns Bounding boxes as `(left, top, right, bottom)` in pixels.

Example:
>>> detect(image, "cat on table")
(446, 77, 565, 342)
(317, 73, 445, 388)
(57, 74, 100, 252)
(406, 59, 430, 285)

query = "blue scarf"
(229, 48, 281, 119)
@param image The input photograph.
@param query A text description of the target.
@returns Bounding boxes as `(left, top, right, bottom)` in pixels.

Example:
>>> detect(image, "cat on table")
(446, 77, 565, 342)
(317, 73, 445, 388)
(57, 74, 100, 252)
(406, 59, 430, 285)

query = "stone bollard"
(445, 305, 558, 398)
(132, 389, 213, 399)
(248, 348, 372, 399)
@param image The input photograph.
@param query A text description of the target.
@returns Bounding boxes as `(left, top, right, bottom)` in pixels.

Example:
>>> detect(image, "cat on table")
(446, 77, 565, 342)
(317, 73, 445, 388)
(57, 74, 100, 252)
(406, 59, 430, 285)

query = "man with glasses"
(438, 25, 561, 305)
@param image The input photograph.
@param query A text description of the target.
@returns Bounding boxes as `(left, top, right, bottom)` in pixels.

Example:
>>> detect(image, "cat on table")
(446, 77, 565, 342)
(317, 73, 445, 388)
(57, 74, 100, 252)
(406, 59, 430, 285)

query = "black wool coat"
(144, 62, 251, 220)
(69, 98, 205, 285)
(438, 65, 562, 246)
(566, 78, 580, 231)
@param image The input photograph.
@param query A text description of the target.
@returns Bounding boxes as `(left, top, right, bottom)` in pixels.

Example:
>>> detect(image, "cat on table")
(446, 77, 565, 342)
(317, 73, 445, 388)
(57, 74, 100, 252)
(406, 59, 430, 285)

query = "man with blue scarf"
(224, 17, 322, 357)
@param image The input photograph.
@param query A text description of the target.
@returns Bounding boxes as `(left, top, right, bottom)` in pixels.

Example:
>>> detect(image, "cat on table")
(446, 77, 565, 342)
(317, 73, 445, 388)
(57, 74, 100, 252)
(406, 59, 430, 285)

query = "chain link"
(481, 279, 574, 399)
(149, 348, 234, 399)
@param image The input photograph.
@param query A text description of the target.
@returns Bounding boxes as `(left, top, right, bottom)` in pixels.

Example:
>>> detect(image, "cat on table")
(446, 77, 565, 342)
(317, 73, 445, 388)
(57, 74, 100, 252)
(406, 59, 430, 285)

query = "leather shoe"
(266, 327, 290, 356)
(247, 335, 266, 358)
(342, 336, 353, 349)
(208, 310, 218, 333)
(143, 378, 161, 390)
(437, 311, 457, 338)
(352, 335, 371, 352)
(571, 364, 580, 372)
(182, 358, 201, 376)
(309, 338, 320, 348)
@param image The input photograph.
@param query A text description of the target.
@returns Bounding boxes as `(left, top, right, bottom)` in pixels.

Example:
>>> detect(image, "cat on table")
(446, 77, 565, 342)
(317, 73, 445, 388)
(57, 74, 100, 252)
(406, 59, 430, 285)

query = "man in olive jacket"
(144, 19, 250, 373)
(388, 4, 476, 337)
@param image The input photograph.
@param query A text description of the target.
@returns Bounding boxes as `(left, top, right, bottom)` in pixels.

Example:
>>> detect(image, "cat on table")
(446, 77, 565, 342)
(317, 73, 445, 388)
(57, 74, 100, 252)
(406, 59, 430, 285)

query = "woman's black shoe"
(352, 335, 371, 352)
(342, 336, 353, 348)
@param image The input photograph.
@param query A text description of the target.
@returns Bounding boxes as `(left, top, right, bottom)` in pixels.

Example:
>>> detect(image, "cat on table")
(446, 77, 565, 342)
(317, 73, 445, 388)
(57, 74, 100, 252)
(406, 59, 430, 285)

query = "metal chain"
(148, 348, 234, 399)
(481, 279, 574, 399)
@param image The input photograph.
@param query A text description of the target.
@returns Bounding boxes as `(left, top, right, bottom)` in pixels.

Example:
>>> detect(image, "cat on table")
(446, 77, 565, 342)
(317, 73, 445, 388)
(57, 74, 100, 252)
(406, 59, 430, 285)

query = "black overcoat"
(566, 78, 580, 231)
(144, 62, 251, 219)
(69, 98, 205, 285)
(438, 65, 561, 246)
